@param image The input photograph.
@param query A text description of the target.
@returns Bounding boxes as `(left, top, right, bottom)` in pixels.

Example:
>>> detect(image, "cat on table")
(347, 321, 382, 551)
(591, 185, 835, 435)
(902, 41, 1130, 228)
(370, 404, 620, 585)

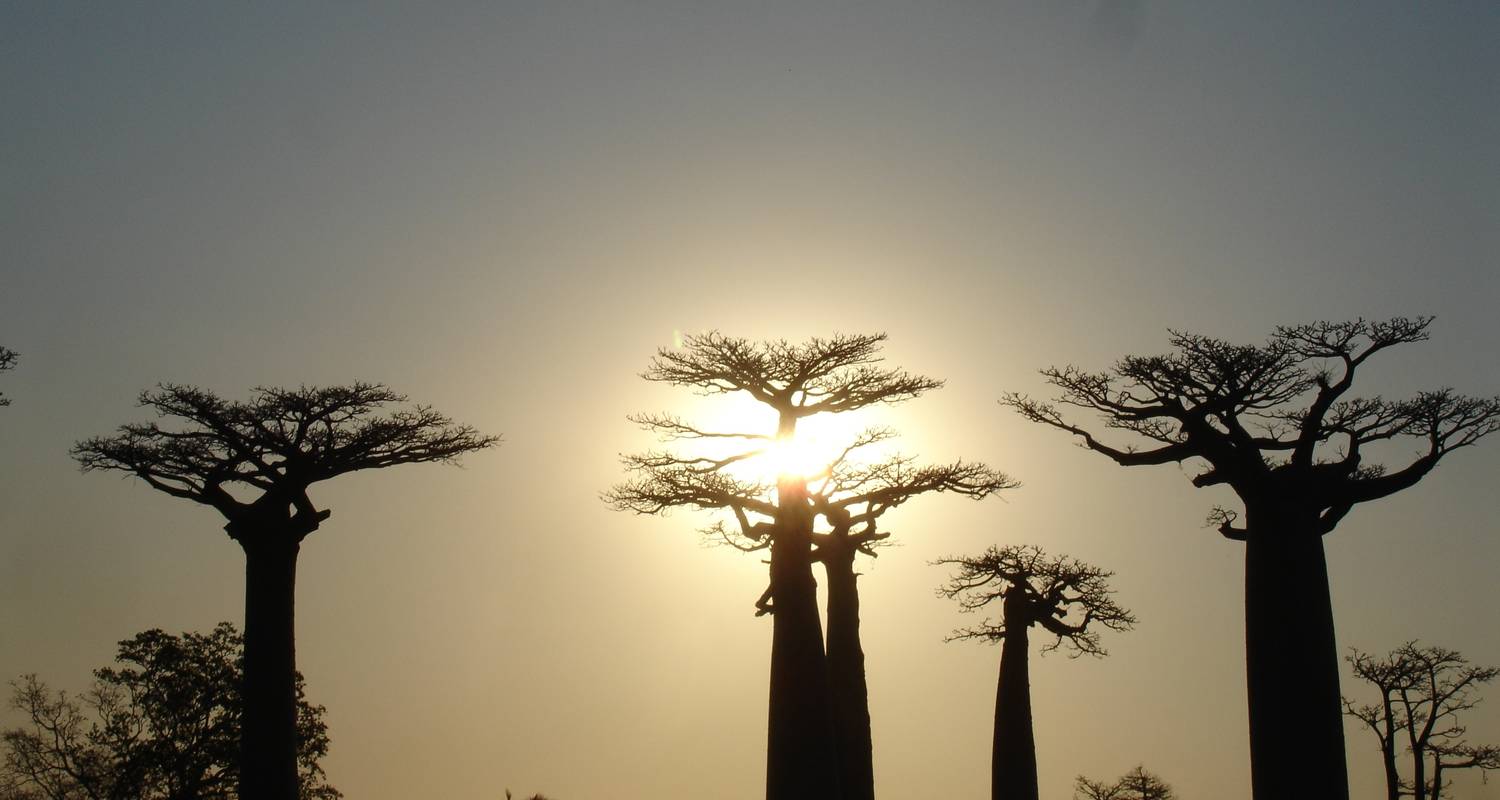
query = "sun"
(686, 393, 891, 486)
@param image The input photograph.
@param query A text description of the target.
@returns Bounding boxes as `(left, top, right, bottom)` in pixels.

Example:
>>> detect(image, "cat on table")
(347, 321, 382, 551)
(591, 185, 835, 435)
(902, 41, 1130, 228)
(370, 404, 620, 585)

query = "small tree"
(1075, 766, 1176, 800)
(1, 624, 338, 800)
(0, 347, 17, 407)
(72, 384, 495, 800)
(1344, 643, 1500, 800)
(607, 332, 996, 800)
(1003, 317, 1500, 800)
(936, 545, 1135, 800)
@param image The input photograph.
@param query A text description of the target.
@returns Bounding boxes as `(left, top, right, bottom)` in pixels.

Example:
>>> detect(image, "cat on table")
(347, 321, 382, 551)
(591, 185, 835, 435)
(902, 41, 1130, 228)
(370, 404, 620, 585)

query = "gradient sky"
(3, 3, 1498, 798)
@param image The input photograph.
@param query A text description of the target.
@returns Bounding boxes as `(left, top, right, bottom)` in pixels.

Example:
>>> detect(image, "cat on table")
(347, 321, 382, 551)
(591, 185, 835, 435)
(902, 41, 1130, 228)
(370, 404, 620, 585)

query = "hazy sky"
(3, 3, 1498, 798)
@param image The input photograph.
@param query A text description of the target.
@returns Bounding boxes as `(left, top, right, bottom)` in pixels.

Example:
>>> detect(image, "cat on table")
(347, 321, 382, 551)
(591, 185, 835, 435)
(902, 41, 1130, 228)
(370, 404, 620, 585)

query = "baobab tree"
(0, 347, 17, 406)
(936, 545, 1135, 800)
(1344, 643, 1500, 800)
(1074, 766, 1176, 800)
(72, 384, 495, 800)
(1002, 317, 1500, 800)
(717, 430, 1012, 800)
(607, 332, 1004, 800)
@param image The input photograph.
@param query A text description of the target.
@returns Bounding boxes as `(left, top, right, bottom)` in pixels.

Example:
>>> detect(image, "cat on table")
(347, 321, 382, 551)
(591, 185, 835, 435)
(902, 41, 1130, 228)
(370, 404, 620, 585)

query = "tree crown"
(72, 383, 497, 530)
(1003, 317, 1500, 538)
(935, 544, 1135, 657)
(0, 347, 16, 407)
(608, 333, 1010, 559)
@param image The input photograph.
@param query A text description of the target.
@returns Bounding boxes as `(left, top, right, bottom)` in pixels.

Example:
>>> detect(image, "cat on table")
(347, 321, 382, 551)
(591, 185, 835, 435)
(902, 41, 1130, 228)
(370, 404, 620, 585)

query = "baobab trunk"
(823, 538, 874, 800)
(993, 592, 1037, 800)
(239, 534, 302, 800)
(766, 477, 840, 800)
(1243, 511, 1347, 800)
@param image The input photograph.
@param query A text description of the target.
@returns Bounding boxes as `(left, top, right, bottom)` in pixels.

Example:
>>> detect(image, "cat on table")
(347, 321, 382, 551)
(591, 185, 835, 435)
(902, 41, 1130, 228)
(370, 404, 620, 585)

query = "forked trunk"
(824, 540, 874, 800)
(1243, 511, 1347, 800)
(766, 479, 840, 800)
(992, 594, 1037, 800)
(239, 533, 302, 800)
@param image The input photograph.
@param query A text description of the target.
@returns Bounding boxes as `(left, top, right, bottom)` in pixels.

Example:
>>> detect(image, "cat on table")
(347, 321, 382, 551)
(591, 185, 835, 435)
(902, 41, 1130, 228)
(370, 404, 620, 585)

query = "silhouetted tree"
(1074, 766, 1175, 800)
(1344, 643, 1500, 800)
(72, 384, 495, 800)
(722, 432, 1012, 800)
(608, 332, 970, 800)
(1003, 317, 1500, 800)
(0, 624, 337, 800)
(936, 545, 1135, 800)
(0, 347, 17, 407)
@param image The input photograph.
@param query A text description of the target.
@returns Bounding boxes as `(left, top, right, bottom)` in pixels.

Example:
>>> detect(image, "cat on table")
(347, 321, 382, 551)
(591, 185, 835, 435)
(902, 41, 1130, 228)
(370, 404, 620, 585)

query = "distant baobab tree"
(1344, 643, 1500, 800)
(1074, 765, 1176, 800)
(936, 544, 1135, 800)
(72, 384, 496, 800)
(0, 347, 17, 406)
(607, 332, 1008, 800)
(1003, 317, 1500, 800)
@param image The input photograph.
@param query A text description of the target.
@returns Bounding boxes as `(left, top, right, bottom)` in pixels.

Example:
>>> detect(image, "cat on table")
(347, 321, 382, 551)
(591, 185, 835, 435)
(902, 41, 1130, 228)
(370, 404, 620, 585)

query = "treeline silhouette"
(2, 318, 1498, 800)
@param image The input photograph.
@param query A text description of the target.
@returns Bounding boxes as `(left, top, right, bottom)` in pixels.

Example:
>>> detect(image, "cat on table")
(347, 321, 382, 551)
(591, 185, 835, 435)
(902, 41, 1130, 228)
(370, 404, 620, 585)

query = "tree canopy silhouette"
(0, 347, 17, 407)
(1074, 766, 1175, 800)
(937, 545, 1134, 800)
(1, 624, 337, 800)
(607, 332, 1008, 800)
(1002, 317, 1500, 800)
(72, 384, 495, 800)
(1344, 643, 1500, 800)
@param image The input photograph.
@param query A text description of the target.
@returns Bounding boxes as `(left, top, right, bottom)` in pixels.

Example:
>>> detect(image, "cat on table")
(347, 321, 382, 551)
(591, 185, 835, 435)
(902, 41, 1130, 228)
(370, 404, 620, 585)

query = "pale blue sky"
(3, 3, 1498, 798)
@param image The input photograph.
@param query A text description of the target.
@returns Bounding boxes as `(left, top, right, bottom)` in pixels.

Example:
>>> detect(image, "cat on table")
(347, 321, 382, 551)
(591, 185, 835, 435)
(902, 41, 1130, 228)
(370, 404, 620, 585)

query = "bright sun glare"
(689, 394, 891, 485)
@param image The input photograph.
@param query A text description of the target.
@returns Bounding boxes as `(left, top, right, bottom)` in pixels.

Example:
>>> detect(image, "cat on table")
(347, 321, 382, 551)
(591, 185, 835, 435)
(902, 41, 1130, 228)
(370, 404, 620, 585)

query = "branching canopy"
(1075, 766, 1176, 800)
(0, 347, 16, 407)
(71, 383, 497, 533)
(608, 333, 1009, 555)
(1003, 317, 1500, 538)
(641, 332, 943, 420)
(935, 545, 1135, 657)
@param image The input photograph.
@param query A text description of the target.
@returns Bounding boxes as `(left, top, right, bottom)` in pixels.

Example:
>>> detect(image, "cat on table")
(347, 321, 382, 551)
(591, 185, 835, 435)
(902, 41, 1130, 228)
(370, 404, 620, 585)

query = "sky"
(2, 2, 1498, 798)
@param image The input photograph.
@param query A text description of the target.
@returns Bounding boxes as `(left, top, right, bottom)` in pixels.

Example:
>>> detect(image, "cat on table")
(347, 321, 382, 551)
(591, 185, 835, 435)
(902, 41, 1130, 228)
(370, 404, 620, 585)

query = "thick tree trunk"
(1243, 512, 1347, 800)
(992, 595, 1037, 800)
(824, 540, 874, 800)
(239, 534, 302, 800)
(766, 479, 840, 800)
(1380, 703, 1402, 800)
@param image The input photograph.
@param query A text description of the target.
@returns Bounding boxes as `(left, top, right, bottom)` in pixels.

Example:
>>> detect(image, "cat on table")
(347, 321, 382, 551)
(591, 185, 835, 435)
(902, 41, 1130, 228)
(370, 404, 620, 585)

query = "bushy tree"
(1004, 317, 1500, 800)
(73, 384, 495, 800)
(0, 624, 337, 800)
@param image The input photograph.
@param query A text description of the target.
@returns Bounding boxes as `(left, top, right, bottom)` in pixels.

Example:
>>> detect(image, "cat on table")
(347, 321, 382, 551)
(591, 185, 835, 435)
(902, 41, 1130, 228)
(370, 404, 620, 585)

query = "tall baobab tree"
(73, 384, 496, 800)
(607, 332, 1003, 800)
(1003, 317, 1500, 800)
(720, 430, 1012, 800)
(0, 347, 17, 407)
(936, 545, 1135, 800)
(1344, 643, 1500, 800)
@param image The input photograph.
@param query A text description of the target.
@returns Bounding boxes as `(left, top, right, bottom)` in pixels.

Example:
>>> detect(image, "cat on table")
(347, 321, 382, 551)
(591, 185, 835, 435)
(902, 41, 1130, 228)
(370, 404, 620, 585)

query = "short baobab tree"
(1003, 317, 1500, 800)
(1074, 765, 1176, 800)
(72, 384, 496, 800)
(607, 332, 1007, 800)
(1344, 643, 1500, 800)
(936, 544, 1135, 800)
(0, 347, 17, 406)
